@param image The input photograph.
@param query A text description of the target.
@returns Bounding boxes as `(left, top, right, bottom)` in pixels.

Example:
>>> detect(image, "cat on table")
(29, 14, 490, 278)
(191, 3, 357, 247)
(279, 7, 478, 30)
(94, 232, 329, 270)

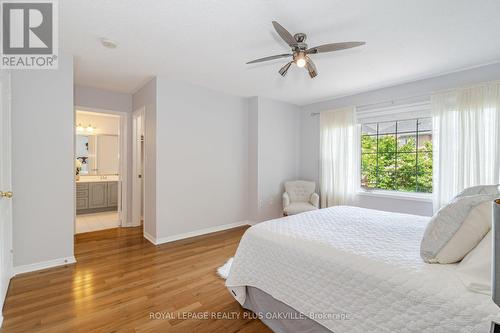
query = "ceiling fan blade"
(279, 61, 293, 76)
(305, 57, 318, 78)
(306, 41, 365, 54)
(272, 21, 297, 47)
(246, 53, 291, 64)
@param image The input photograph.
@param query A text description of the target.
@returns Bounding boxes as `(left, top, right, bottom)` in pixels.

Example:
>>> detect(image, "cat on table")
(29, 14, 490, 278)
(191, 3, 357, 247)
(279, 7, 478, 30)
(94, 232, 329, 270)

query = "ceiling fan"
(247, 21, 365, 78)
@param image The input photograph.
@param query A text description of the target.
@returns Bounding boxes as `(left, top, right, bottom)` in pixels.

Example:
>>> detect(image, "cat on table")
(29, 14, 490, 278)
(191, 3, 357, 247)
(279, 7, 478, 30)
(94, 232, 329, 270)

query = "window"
(361, 118, 433, 193)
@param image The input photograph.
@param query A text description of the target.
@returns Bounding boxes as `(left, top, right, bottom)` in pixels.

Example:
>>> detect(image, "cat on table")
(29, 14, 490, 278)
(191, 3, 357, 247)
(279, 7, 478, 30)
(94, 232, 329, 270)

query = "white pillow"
(421, 196, 493, 264)
(457, 231, 491, 295)
(455, 185, 500, 198)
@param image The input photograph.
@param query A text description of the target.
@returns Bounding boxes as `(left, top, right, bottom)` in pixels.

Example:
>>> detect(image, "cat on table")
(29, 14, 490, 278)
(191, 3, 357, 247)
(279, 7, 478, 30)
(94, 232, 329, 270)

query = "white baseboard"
(122, 220, 141, 228)
(13, 256, 76, 276)
(0, 265, 13, 329)
(145, 221, 251, 246)
(143, 231, 157, 245)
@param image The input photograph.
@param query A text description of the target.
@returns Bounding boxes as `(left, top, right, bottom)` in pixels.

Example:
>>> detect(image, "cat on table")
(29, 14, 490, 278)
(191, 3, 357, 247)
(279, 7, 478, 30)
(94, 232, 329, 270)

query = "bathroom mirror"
(76, 134, 119, 175)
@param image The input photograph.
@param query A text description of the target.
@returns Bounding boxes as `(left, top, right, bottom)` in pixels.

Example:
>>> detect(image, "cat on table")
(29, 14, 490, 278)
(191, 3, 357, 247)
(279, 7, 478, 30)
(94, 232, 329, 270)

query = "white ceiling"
(62, 0, 500, 105)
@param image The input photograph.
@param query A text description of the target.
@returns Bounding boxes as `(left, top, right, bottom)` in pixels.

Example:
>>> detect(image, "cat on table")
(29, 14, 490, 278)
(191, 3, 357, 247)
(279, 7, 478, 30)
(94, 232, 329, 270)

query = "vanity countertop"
(77, 175, 119, 183)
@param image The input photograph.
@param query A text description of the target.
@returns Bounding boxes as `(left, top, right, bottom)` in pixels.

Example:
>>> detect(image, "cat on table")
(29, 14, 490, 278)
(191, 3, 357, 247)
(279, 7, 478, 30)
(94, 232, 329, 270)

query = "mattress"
(225, 206, 500, 333)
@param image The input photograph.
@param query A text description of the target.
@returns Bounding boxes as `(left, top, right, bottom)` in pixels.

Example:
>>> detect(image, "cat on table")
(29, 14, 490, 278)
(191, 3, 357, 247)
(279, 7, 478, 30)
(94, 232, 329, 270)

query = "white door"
(0, 71, 13, 322)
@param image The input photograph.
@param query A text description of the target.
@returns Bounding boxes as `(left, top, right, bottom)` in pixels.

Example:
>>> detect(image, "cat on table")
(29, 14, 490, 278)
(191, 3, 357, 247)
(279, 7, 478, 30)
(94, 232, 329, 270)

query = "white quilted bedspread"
(225, 206, 500, 333)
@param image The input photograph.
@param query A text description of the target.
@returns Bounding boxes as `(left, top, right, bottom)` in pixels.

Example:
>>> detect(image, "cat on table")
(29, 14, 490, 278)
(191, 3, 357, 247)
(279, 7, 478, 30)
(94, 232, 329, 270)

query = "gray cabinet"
(76, 197, 89, 210)
(76, 182, 89, 192)
(76, 183, 89, 210)
(88, 182, 108, 209)
(107, 182, 118, 206)
(76, 181, 118, 214)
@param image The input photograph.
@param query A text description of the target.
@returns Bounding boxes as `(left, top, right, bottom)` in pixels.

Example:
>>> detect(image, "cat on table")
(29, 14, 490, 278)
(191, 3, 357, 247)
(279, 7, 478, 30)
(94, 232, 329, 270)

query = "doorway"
(74, 109, 128, 234)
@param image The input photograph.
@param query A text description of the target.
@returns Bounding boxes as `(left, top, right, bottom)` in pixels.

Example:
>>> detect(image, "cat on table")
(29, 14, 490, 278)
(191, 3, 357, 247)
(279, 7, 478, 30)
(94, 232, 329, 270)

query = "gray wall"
(11, 55, 75, 266)
(254, 97, 301, 221)
(248, 97, 259, 222)
(75, 85, 132, 113)
(132, 78, 157, 239)
(155, 79, 249, 238)
(299, 62, 500, 216)
(131, 80, 301, 240)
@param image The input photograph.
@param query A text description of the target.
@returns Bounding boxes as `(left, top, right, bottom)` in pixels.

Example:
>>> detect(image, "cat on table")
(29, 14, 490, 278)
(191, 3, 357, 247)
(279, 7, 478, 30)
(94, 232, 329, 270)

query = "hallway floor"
(75, 211, 120, 233)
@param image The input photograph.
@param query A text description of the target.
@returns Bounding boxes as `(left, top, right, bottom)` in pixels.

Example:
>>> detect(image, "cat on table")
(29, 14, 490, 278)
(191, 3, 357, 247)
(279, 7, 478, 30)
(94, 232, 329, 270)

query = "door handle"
(0, 191, 13, 199)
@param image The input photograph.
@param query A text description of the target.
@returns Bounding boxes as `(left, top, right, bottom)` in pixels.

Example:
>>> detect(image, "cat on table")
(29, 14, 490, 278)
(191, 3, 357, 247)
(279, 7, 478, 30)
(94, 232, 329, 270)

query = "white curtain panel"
(432, 82, 500, 211)
(320, 107, 360, 207)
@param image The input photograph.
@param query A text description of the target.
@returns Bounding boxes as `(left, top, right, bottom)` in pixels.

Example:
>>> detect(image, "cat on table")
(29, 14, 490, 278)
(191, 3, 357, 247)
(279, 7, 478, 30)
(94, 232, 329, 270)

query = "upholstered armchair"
(282, 181, 319, 216)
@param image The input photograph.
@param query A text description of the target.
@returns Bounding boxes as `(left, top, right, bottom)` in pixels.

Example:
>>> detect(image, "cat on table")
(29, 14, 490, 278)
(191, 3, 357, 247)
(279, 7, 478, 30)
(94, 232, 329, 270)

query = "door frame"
(131, 107, 145, 228)
(0, 71, 13, 326)
(74, 106, 129, 228)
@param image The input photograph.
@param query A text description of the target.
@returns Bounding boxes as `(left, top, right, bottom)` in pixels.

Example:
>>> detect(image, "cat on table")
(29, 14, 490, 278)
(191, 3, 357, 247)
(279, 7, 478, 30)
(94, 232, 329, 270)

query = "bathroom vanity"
(75, 132, 120, 215)
(76, 176, 119, 215)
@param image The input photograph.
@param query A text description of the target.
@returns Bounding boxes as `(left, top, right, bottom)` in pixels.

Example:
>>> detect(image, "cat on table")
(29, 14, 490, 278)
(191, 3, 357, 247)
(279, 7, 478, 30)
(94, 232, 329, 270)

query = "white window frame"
(356, 101, 433, 201)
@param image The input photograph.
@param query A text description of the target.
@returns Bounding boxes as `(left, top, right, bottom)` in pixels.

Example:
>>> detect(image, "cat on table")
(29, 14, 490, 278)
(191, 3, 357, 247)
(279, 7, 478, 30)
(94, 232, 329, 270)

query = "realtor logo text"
(1, 0, 58, 69)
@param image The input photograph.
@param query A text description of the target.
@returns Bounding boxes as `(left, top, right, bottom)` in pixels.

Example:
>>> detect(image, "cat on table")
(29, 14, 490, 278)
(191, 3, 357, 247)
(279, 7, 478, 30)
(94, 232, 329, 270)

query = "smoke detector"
(100, 38, 118, 49)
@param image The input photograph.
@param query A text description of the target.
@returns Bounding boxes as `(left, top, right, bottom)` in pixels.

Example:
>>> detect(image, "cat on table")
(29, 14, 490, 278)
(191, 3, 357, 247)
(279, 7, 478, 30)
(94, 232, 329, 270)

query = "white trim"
(13, 256, 76, 276)
(143, 231, 156, 245)
(132, 108, 145, 228)
(145, 221, 252, 245)
(74, 106, 129, 229)
(0, 71, 12, 331)
(0, 273, 11, 314)
(119, 113, 129, 227)
(356, 101, 431, 124)
(357, 188, 432, 202)
(0, 274, 7, 328)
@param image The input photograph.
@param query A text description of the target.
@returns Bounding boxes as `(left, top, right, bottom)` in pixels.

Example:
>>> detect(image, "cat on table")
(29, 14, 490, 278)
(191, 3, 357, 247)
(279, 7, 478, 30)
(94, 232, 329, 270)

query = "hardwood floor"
(2, 226, 272, 333)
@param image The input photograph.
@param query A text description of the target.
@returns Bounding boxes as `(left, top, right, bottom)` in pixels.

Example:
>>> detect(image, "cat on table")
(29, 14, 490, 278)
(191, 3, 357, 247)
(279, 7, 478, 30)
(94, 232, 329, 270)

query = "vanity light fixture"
(75, 123, 96, 133)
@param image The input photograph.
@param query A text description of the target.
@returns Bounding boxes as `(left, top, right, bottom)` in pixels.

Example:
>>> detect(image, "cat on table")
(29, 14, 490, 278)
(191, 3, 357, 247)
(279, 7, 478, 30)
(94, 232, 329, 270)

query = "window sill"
(357, 189, 433, 203)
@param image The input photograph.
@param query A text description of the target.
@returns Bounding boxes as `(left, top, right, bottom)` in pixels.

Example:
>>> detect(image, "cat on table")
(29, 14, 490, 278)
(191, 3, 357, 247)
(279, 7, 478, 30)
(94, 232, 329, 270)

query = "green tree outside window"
(361, 119, 432, 193)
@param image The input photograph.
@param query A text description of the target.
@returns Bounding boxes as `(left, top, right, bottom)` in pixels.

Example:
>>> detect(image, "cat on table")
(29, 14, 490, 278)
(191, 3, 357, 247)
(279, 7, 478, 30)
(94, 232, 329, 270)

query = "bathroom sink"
(77, 175, 119, 182)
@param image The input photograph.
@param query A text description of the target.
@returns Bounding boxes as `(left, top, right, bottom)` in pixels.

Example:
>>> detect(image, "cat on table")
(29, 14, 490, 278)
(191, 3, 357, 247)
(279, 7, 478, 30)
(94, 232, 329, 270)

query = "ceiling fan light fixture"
(246, 21, 365, 79)
(295, 53, 306, 68)
(296, 58, 306, 68)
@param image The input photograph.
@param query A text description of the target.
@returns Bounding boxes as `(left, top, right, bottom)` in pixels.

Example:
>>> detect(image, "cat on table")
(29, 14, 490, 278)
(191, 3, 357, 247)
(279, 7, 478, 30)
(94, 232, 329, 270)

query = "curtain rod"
(310, 80, 500, 117)
(310, 93, 430, 117)
(432, 79, 500, 95)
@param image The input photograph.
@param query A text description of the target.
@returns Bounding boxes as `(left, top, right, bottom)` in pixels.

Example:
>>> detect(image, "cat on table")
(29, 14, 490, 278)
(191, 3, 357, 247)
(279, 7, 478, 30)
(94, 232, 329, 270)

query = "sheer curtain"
(432, 82, 500, 210)
(320, 106, 360, 207)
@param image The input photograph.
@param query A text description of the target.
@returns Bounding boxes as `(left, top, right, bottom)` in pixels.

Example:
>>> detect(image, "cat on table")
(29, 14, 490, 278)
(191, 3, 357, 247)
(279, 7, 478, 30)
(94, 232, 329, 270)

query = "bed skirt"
(243, 286, 331, 333)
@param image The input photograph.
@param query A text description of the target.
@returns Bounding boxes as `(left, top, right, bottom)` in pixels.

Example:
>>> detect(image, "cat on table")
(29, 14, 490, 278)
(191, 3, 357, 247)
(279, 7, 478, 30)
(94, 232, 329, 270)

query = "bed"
(225, 206, 500, 333)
